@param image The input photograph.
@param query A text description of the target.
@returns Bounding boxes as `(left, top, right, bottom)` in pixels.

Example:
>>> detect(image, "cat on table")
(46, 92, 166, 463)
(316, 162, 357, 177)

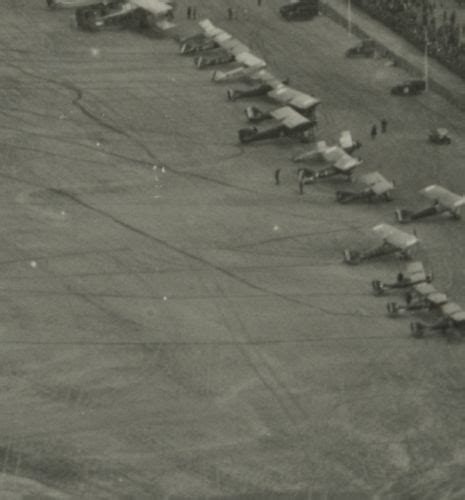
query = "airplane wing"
(360, 171, 394, 195)
(404, 261, 427, 281)
(267, 86, 320, 111)
(412, 283, 446, 305)
(440, 302, 465, 322)
(131, 0, 173, 15)
(249, 69, 283, 89)
(198, 18, 223, 37)
(217, 37, 250, 55)
(421, 185, 465, 210)
(234, 51, 266, 69)
(270, 106, 309, 129)
(372, 223, 419, 250)
(322, 146, 360, 171)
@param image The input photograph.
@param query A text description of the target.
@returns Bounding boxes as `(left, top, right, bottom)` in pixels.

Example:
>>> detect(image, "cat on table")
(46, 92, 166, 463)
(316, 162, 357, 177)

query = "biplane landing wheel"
(371, 280, 384, 295)
(383, 192, 393, 202)
(410, 322, 424, 338)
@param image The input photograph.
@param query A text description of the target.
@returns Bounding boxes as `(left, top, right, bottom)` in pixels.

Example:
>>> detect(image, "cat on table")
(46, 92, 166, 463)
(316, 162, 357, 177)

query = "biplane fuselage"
(75, 0, 174, 32)
(371, 261, 431, 295)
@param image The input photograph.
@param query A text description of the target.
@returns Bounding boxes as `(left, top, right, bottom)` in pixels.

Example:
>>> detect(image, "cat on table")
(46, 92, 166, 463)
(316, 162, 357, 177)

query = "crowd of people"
(352, 0, 465, 78)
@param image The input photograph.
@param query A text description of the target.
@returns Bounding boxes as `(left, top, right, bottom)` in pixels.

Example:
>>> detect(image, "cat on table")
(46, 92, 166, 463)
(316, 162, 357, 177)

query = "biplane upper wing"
(372, 223, 419, 250)
(421, 185, 465, 210)
(131, 0, 173, 15)
(234, 51, 266, 68)
(198, 18, 223, 37)
(270, 106, 309, 129)
(322, 147, 360, 171)
(249, 69, 284, 89)
(360, 171, 394, 195)
(219, 38, 250, 55)
(267, 86, 320, 111)
(440, 302, 465, 322)
(412, 283, 446, 304)
(404, 261, 427, 281)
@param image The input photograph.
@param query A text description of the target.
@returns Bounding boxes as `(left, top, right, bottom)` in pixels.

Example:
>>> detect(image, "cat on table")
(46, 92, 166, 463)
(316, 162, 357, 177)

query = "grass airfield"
(1, 0, 465, 498)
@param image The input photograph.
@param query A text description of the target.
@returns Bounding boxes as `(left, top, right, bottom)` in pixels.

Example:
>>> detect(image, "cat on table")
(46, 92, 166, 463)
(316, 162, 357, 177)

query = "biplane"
(336, 171, 394, 203)
(212, 52, 266, 82)
(47, 0, 110, 8)
(410, 302, 465, 339)
(344, 223, 419, 265)
(179, 33, 217, 55)
(293, 131, 362, 183)
(238, 106, 312, 144)
(226, 70, 288, 101)
(75, 0, 175, 32)
(192, 20, 266, 70)
(386, 283, 447, 316)
(371, 260, 432, 295)
(244, 85, 320, 122)
(395, 185, 465, 223)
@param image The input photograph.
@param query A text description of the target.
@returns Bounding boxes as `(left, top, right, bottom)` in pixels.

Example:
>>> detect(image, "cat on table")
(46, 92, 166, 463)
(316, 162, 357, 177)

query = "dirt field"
(2, 0, 465, 498)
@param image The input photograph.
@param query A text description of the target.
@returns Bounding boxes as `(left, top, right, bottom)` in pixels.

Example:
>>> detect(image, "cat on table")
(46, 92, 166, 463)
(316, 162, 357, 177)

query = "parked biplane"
(336, 171, 394, 203)
(371, 261, 432, 296)
(293, 131, 362, 183)
(238, 106, 313, 144)
(410, 302, 465, 339)
(395, 185, 465, 223)
(47, 0, 109, 8)
(344, 223, 419, 265)
(244, 85, 320, 122)
(386, 283, 447, 316)
(75, 0, 175, 32)
(191, 20, 267, 70)
(226, 70, 288, 101)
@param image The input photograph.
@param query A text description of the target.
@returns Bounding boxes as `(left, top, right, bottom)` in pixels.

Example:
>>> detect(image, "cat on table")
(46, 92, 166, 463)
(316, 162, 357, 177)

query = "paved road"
(325, 0, 465, 109)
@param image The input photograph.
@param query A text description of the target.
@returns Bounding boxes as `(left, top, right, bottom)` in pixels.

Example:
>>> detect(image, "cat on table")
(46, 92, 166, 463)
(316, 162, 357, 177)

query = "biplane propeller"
(396, 185, 465, 223)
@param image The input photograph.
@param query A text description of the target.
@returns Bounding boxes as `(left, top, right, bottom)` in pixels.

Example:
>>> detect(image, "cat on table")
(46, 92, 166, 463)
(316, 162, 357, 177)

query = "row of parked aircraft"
(178, 18, 465, 339)
(371, 261, 465, 340)
(47, 5, 465, 339)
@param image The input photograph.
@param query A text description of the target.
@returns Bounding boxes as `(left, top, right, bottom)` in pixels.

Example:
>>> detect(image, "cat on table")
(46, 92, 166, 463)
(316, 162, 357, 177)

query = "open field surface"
(2, 0, 465, 498)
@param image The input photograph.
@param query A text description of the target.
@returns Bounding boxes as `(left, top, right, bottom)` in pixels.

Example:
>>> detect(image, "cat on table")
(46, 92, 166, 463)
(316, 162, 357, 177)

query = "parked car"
(345, 39, 377, 58)
(390, 79, 426, 96)
(280, 0, 319, 21)
(429, 128, 451, 145)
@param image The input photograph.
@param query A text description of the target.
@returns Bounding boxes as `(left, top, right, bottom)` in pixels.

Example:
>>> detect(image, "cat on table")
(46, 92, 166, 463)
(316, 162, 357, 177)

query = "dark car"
(390, 79, 426, 96)
(345, 39, 376, 58)
(429, 128, 451, 145)
(280, 0, 319, 21)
